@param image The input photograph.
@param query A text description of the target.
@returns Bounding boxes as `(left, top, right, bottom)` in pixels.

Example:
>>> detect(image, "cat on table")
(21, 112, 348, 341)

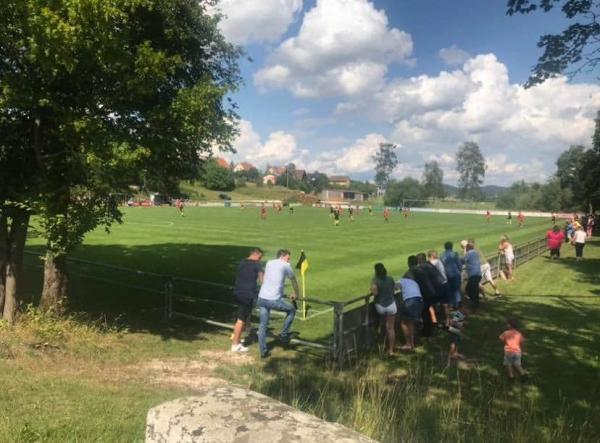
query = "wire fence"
(331, 237, 549, 365)
(22, 237, 548, 364)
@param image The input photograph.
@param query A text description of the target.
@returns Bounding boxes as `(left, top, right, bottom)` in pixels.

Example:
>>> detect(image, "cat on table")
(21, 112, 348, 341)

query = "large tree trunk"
(2, 210, 30, 325)
(39, 253, 68, 315)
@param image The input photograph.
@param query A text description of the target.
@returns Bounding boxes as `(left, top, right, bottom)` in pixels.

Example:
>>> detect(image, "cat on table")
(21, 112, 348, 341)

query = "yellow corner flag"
(296, 250, 309, 275)
(295, 250, 309, 319)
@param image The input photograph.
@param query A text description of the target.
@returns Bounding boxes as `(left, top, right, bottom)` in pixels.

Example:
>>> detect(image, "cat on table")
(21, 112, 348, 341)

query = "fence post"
(496, 254, 501, 279)
(332, 302, 345, 366)
(364, 295, 371, 348)
(527, 241, 531, 263)
(164, 277, 173, 322)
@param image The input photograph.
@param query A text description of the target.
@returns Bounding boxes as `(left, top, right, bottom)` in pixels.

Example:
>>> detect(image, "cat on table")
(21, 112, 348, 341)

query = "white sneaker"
(231, 343, 249, 353)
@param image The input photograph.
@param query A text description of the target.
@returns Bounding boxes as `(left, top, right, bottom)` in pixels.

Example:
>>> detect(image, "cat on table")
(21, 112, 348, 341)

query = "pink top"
(546, 230, 565, 250)
(500, 329, 524, 353)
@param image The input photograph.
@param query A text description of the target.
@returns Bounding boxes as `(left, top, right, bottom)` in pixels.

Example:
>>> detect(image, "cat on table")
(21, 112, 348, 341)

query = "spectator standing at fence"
(462, 243, 481, 308)
(257, 249, 299, 359)
(408, 255, 437, 336)
(397, 266, 425, 351)
(498, 236, 515, 279)
(572, 225, 587, 261)
(441, 241, 462, 308)
(498, 236, 515, 281)
(371, 263, 397, 357)
(469, 239, 501, 297)
(230, 248, 264, 353)
(546, 225, 565, 259)
(499, 318, 526, 380)
(424, 251, 450, 324)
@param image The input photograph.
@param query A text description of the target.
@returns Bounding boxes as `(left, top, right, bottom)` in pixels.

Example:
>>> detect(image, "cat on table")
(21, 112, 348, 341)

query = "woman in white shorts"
(498, 236, 515, 281)
(371, 263, 397, 357)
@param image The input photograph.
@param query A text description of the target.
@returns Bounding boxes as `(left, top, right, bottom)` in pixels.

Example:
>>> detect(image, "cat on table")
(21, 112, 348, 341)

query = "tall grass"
(249, 355, 597, 442)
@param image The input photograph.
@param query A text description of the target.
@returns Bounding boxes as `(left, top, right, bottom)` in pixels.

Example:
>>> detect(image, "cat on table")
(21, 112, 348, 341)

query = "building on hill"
(321, 189, 369, 202)
(267, 166, 286, 176)
(215, 157, 230, 169)
(293, 169, 307, 182)
(233, 162, 255, 173)
(329, 175, 351, 188)
(262, 174, 277, 185)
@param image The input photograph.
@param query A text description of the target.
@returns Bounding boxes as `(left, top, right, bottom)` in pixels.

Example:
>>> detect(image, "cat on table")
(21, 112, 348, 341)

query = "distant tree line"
(497, 114, 600, 213)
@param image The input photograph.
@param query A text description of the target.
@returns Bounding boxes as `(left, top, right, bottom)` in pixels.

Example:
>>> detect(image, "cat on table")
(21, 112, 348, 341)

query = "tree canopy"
(201, 159, 236, 191)
(507, 0, 600, 86)
(422, 161, 445, 198)
(456, 142, 487, 200)
(0, 0, 242, 316)
(384, 178, 424, 207)
(372, 143, 399, 192)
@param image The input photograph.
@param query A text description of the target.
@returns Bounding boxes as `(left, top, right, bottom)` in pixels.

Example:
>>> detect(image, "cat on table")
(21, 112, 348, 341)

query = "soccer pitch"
(24, 206, 551, 342)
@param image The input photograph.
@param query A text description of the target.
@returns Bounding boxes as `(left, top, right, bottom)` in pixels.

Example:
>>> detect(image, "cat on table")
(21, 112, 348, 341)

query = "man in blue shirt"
(441, 241, 462, 308)
(462, 243, 481, 308)
(257, 249, 299, 358)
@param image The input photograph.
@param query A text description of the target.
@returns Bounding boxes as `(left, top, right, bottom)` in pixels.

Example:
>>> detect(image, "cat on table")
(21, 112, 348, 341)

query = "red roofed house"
(215, 157, 230, 169)
(266, 166, 286, 176)
(233, 162, 256, 173)
(262, 174, 277, 185)
(293, 169, 307, 182)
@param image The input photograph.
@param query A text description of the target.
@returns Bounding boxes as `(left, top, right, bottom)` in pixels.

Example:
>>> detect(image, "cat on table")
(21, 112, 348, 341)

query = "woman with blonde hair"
(498, 235, 515, 281)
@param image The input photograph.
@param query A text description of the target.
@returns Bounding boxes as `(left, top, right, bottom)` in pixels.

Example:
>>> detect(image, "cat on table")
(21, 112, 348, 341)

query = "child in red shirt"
(499, 318, 526, 379)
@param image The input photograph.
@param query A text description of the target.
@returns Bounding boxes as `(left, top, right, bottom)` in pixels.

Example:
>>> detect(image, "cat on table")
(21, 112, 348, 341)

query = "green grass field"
(24, 206, 551, 342)
(7, 206, 600, 441)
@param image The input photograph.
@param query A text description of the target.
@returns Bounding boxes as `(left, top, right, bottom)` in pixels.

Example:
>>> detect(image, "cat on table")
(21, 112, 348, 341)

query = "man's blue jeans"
(257, 297, 296, 356)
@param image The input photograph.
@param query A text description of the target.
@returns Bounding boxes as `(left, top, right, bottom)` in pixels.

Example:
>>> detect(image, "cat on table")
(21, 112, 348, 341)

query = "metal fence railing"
(331, 237, 549, 365)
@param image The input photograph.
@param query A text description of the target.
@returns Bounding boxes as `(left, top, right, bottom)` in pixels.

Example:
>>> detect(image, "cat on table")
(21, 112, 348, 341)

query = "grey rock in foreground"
(146, 386, 377, 443)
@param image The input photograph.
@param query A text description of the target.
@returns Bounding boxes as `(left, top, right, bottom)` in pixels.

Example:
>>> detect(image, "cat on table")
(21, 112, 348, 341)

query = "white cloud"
(439, 45, 470, 66)
(486, 154, 547, 183)
(211, 0, 302, 45)
(369, 53, 600, 185)
(228, 120, 298, 166)
(302, 133, 389, 174)
(254, 0, 413, 98)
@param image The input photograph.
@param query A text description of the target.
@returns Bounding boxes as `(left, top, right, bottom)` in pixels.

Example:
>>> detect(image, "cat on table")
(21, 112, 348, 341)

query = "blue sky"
(212, 0, 600, 185)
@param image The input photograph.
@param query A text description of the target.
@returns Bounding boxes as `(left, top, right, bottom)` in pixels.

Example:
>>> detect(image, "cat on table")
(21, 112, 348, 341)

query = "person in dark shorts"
(333, 207, 340, 226)
(231, 248, 264, 353)
(398, 259, 425, 350)
(407, 255, 436, 337)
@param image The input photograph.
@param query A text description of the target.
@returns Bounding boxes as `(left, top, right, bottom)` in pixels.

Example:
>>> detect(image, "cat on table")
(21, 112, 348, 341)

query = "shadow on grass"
(22, 243, 256, 341)
(21, 243, 335, 349)
(552, 237, 600, 287)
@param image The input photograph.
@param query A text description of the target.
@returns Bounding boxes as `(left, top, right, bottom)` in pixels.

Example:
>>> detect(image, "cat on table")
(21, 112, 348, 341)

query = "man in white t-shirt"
(257, 249, 299, 358)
